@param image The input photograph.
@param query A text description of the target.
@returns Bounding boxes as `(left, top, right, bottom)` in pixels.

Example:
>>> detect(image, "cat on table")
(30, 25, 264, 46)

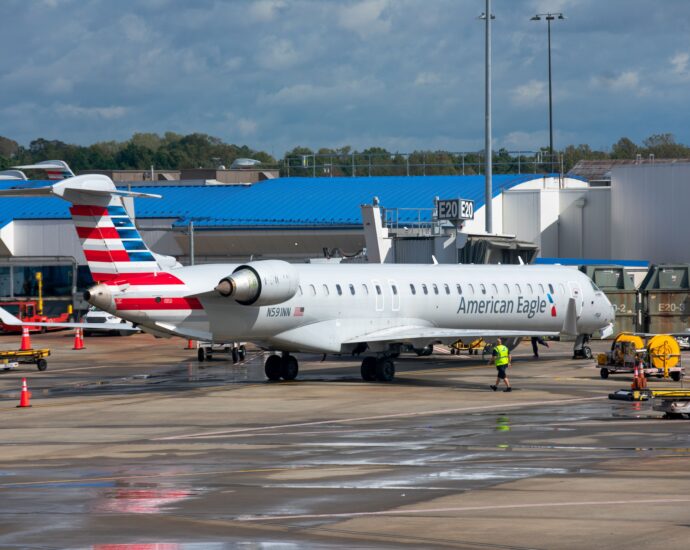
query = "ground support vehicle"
(0, 348, 50, 371)
(0, 301, 70, 333)
(596, 333, 683, 381)
(450, 338, 485, 355)
(197, 342, 247, 363)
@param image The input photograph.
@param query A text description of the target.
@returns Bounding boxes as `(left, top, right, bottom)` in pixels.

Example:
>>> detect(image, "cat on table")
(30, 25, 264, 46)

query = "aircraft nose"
(84, 283, 114, 311)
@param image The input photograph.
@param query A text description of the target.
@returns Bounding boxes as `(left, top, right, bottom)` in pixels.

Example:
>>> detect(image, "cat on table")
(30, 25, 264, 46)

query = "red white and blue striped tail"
(0, 174, 164, 283)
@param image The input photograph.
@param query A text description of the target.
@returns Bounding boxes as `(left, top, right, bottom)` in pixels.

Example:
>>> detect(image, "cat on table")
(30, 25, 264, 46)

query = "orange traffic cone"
(20, 326, 32, 351)
(185, 339, 195, 349)
(17, 377, 32, 408)
(631, 362, 640, 390)
(73, 327, 85, 350)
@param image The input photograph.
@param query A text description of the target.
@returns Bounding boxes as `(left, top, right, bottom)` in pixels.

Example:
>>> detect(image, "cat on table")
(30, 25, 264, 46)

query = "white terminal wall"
(611, 163, 690, 264)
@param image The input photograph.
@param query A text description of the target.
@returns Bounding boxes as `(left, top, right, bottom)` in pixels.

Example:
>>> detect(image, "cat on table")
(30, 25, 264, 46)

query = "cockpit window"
(590, 280, 601, 292)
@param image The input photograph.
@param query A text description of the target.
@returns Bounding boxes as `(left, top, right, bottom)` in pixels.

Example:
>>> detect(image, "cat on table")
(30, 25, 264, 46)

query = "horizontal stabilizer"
(0, 174, 161, 199)
(0, 306, 138, 331)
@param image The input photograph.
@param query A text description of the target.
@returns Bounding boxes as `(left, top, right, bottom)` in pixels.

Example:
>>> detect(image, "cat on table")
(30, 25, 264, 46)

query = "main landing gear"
(360, 356, 396, 382)
(264, 352, 299, 381)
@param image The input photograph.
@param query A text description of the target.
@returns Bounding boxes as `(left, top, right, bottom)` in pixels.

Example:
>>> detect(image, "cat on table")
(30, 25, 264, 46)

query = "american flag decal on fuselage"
(69, 203, 159, 283)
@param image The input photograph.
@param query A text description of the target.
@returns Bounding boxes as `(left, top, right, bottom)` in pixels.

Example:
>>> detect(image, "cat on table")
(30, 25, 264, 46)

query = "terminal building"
(1, 161, 689, 314)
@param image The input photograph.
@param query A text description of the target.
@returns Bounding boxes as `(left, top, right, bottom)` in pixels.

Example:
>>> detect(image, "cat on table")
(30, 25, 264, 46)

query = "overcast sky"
(2, 0, 690, 156)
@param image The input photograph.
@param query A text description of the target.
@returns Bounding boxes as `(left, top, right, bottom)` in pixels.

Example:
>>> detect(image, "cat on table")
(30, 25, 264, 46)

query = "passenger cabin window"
(527, 283, 533, 294)
(444, 283, 450, 295)
(392, 285, 398, 295)
(468, 283, 475, 294)
(298, 285, 303, 295)
(491, 284, 498, 295)
(503, 284, 510, 294)
(515, 284, 521, 294)
(480, 284, 486, 295)
(362, 284, 369, 294)
(538, 284, 545, 294)
(410, 283, 416, 295)
(375, 285, 382, 295)
(456, 284, 462, 295)
(309, 284, 316, 296)
(322, 284, 329, 296)
(549, 283, 555, 294)
(349, 284, 355, 295)
(559, 283, 566, 294)
(433, 283, 439, 295)
(336, 284, 342, 296)
(422, 284, 428, 295)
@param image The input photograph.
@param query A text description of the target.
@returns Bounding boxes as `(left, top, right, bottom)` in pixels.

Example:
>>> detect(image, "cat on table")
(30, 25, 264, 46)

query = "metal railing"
(282, 150, 562, 178)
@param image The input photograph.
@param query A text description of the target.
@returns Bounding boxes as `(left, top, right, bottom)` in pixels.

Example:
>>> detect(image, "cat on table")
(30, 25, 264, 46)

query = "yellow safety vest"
(494, 345, 509, 367)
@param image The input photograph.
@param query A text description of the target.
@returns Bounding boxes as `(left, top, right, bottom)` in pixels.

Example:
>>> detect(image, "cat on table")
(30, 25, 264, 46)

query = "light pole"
(531, 12, 565, 165)
(479, 1, 495, 234)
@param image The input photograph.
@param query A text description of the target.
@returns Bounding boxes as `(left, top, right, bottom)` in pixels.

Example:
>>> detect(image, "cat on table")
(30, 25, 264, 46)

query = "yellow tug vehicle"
(596, 332, 683, 381)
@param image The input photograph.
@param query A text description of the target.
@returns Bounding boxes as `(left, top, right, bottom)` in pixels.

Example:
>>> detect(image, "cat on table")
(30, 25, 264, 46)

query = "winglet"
(0, 306, 22, 326)
(561, 297, 578, 336)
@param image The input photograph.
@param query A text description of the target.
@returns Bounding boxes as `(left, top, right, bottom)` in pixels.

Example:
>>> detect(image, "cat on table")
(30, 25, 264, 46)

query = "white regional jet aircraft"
(0, 175, 615, 382)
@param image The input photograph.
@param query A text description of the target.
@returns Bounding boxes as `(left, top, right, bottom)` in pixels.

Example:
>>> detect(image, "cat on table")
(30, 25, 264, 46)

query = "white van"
(82, 306, 138, 336)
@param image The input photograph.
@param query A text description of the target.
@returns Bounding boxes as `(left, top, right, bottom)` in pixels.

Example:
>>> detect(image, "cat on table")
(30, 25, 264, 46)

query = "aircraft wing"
(342, 326, 559, 344)
(0, 306, 139, 332)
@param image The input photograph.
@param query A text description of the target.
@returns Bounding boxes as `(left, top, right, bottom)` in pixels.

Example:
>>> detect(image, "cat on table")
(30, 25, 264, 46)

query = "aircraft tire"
(265, 355, 282, 381)
(238, 345, 247, 361)
(582, 346, 592, 359)
(375, 358, 395, 382)
(231, 347, 239, 364)
(197, 347, 207, 362)
(361, 356, 377, 381)
(600, 368, 609, 379)
(281, 355, 299, 381)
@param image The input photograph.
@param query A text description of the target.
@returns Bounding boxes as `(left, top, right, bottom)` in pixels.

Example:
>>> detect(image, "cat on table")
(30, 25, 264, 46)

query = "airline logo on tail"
(69, 204, 159, 282)
(547, 293, 557, 317)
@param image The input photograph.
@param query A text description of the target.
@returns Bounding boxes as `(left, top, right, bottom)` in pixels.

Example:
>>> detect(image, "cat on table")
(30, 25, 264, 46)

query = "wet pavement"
(1, 332, 690, 549)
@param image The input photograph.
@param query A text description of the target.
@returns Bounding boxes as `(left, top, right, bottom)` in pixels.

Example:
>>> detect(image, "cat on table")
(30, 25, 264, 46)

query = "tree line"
(1, 132, 689, 177)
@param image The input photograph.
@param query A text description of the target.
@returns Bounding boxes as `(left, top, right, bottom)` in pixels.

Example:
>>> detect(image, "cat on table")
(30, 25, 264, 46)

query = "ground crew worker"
(490, 337, 512, 392)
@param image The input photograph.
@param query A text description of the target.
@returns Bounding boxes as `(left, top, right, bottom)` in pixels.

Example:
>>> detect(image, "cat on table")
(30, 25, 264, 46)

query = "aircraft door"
(568, 281, 583, 317)
(389, 280, 400, 312)
(372, 280, 384, 312)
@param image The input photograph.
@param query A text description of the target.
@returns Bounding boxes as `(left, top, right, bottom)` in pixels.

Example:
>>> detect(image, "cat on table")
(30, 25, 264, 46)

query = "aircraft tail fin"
(0, 175, 167, 283)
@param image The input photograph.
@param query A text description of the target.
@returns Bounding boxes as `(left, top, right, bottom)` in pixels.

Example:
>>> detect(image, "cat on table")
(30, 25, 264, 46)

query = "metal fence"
(282, 150, 563, 178)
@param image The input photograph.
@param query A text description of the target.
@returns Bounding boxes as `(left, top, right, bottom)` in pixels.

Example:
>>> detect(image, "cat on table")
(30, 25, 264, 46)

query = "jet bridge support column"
(360, 200, 394, 263)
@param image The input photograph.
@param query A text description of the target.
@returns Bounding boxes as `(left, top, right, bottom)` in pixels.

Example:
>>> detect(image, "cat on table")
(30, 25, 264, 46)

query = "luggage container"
(579, 265, 637, 336)
(639, 264, 690, 335)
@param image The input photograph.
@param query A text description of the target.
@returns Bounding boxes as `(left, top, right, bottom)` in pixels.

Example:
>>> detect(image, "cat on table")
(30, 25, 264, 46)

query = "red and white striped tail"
(70, 200, 160, 283)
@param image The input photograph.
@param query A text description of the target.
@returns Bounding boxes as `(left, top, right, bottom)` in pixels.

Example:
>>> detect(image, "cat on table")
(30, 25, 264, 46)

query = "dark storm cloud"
(1, 0, 690, 155)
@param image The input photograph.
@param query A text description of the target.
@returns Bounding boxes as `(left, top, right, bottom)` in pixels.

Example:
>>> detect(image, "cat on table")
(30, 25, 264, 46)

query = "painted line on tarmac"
(0, 466, 292, 489)
(238, 497, 690, 522)
(155, 396, 603, 441)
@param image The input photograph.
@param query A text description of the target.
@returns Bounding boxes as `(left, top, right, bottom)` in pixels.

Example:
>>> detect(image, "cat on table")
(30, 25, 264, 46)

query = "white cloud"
(55, 104, 129, 120)
(590, 70, 646, 95)
(46, 76, 73, 94)
(500, 130, 549, 151)
(414, 72, 441, 86)
(512, 80, 547, 106)
(337, 0, 391, 38)
(261, 78, 383, 105)
(256, 37, 301, 70)
(670, 52, 689, 76)
(249, 0, 286, 22)
(236, 117, 258, 136)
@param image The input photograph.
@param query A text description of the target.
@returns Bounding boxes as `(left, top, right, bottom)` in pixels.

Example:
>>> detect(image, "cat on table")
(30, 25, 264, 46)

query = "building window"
(13, 265, 73, 297)
(422, 284, 428, 295)
(410, 283, 416, 295)
(336, 284, 342, 296)
(349, 284, 355, 295)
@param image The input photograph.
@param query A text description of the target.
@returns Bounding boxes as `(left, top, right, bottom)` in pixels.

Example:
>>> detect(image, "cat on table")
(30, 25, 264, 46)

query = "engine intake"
(215, 260, 299, 306)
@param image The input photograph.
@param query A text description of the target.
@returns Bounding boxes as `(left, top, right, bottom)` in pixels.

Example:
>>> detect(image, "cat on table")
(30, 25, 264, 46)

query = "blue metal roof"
(535, 257, 650, 267)
(0, 174, 539, 229)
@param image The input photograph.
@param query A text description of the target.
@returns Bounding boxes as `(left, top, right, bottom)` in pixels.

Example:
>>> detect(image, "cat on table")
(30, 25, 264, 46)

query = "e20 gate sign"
(436, 199, 474, 221)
